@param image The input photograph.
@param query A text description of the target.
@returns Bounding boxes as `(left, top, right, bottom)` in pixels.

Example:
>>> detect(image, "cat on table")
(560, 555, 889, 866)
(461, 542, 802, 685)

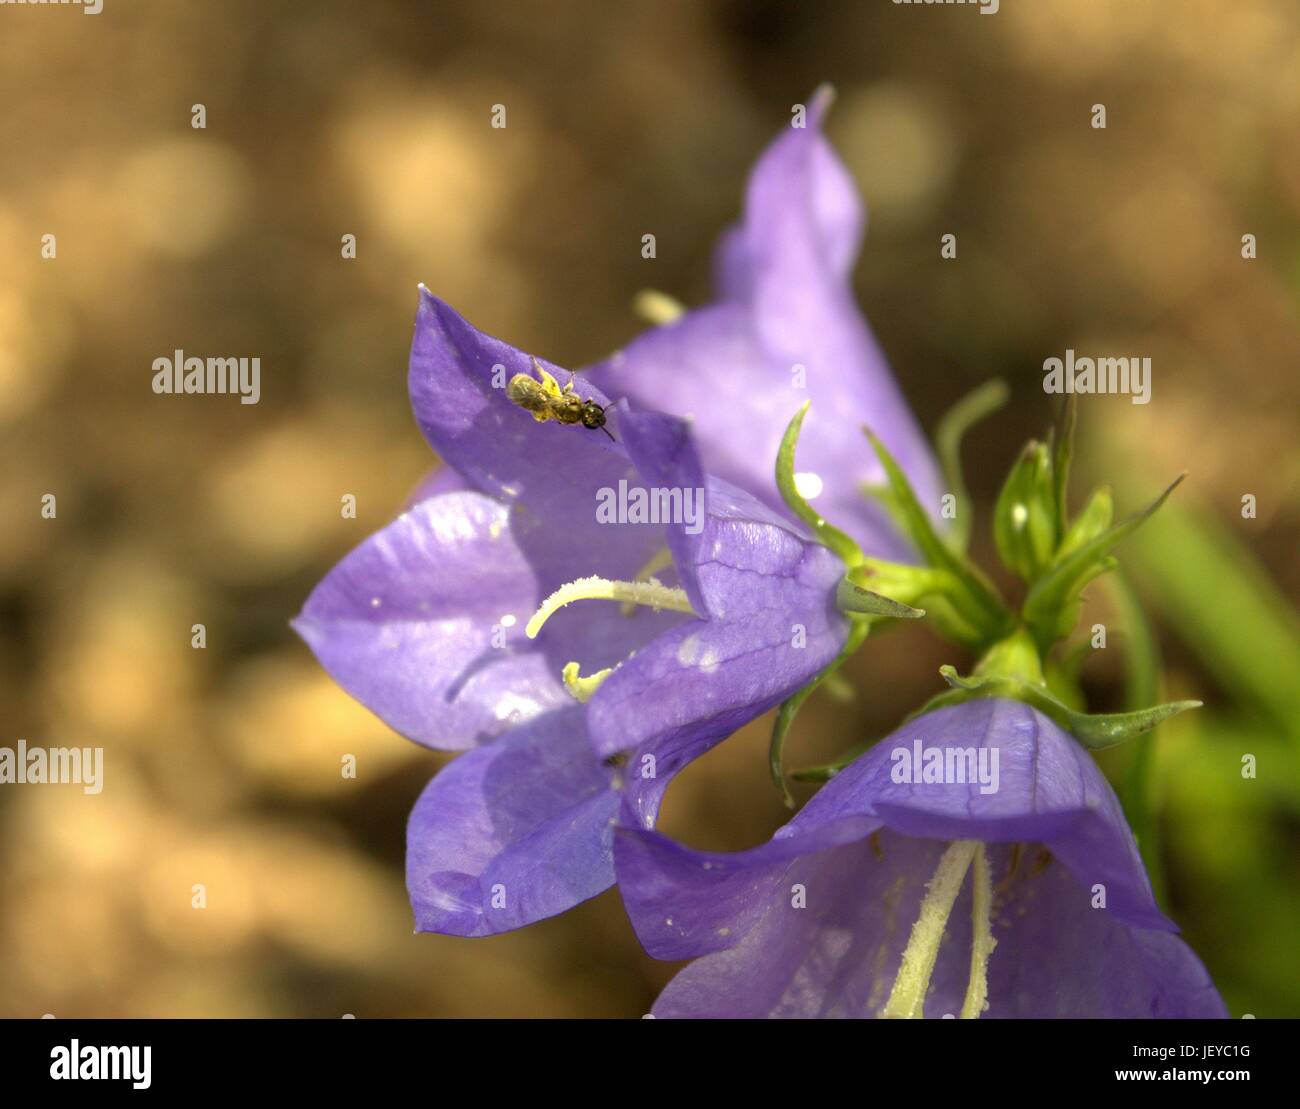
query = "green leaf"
(1113, 487, 1300, 745)
(1022, 474, 1185, 652)
(934, 378, 1009, 552)
(777, 404, 864, 567)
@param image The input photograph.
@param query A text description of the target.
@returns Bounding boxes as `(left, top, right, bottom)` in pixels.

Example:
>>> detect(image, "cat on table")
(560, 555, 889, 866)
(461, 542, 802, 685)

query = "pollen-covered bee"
(507, 357, 614, 440)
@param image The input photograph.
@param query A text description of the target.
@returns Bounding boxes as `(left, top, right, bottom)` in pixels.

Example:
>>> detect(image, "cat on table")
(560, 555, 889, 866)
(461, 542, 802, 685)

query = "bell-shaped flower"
(294, 292, 886, 935)
(615, 697, 1227, 1018)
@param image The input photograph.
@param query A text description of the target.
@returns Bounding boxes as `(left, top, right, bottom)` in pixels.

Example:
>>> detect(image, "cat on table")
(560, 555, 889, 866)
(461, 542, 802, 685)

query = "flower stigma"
(562, 661, 614, 703)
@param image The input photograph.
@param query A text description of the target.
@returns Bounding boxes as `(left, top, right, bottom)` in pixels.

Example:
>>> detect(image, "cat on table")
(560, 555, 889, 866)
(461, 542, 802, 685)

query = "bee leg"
(530, 356, 563, 398)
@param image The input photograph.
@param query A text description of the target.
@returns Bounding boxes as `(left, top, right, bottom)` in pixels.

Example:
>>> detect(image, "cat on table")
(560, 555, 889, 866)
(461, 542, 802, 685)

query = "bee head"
(579, 400, 607, 430)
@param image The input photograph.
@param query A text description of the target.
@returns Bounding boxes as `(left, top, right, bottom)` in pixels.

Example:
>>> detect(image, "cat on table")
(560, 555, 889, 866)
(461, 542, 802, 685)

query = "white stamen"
(526, 575, 695, 640)
(882, 840, 979, 1019)
(959, 843, 997, 1019)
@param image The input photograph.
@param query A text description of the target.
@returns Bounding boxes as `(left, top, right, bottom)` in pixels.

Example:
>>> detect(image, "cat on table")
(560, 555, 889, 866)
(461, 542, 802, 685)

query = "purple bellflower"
(293, 292, 896, 936)
(586, 87, 941, 560)
(616, 697, 1227, 1018)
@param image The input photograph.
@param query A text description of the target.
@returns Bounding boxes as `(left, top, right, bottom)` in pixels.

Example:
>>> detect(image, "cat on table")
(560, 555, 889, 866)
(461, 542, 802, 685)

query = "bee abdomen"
(506, 373, 549, 413)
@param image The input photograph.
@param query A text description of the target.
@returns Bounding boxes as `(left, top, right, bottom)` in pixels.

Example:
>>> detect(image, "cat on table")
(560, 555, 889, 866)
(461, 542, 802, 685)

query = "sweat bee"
(507, 357, 614, 440)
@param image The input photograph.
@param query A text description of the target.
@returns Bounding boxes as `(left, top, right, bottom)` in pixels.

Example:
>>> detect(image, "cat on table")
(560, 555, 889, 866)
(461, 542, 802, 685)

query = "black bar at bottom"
(0, 1016, 1289, 1096)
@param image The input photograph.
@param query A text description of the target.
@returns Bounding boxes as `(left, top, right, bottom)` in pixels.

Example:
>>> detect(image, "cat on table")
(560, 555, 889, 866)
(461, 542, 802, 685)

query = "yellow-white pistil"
(561, 661, 614, 703)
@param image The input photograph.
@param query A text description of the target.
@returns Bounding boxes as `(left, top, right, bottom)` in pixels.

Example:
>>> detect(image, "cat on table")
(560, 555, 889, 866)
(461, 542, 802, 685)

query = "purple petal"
(613, 816, 878, 962)
(973, 842, 1227, 1018)
(409, 292, 710, 599)
(627, 830, 1225, 1018)
(615, 699, 1227, 1017)
(407, 707, 620, 936)
(293, 491, 568, 750)
(715, 91, 863, 297)
(585, 105, 940, 557)
(792, 698, 1171, 932)
(588, 481, 849, 825)
(616, 407, 707, 614)
(295, 487, 687, 750)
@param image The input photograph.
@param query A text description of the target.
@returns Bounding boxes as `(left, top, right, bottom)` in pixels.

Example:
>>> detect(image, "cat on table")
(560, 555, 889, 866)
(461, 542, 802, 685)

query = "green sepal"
(835, 576, 925, 620)
(847, 560, 988, 650)
(791, 736, 876, 783)
(1051, 394, 1077, 538)
(769, 620, 871, 807)
(777, 404, 865, 567)
(934, 378, 1010, 553)
(1022, 475, 1185, 653)
(1056, 485, 1114, 560)
(863, 428, 1012, 646)
(919, 663, 1201, 751)
(993, 439, 1058, 583)
(1043, 640, 1089, 712)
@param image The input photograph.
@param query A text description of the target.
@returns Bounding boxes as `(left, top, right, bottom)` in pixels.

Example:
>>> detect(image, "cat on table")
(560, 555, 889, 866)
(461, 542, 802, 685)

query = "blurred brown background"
(1, 0, 1297, 1017)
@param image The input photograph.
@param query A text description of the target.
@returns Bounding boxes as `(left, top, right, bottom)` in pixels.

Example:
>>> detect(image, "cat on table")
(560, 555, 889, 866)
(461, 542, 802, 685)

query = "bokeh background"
(1, 0, 1297, 1017)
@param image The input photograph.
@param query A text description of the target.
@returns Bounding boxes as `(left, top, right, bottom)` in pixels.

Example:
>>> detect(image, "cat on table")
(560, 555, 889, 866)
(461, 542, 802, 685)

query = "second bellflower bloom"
(586, 90, 941, 559)
(616, 698, 1227, 1018)
(294, 292, 852, 935)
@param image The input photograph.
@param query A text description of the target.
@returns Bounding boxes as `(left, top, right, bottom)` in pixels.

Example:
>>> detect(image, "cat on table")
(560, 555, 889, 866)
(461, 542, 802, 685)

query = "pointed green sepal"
(939, 663, 984, 691)
(1046, 696, 1203, 751)
(1023, 474, 1185, 652)
(777, 404, 865, 567)
(917, 662, 1201, 752)
(863, 427, 1012, 645)
(835, 576, 925, 620)
(934, 378, 1010, 553)
(769, 620, 870, 807)
(790, 736, 875, 783)
(848, 560, 990, 650)
(1052, 394, 1077, 537)
(1057, 485, 1114, 560)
